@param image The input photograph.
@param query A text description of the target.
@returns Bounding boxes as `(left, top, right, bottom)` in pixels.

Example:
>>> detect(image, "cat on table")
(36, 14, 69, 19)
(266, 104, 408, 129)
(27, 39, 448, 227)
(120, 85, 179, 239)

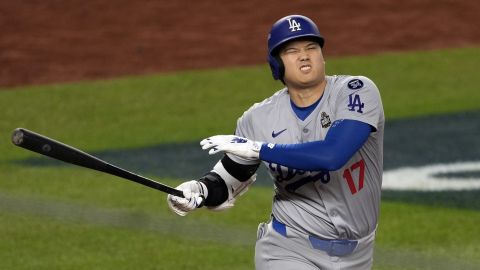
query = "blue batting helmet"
(267, 15, 325, 80)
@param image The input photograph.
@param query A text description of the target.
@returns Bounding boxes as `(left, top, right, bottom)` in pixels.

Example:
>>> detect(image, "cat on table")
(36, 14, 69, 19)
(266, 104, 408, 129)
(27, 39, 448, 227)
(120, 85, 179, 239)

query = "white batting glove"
(200, 135, 263, 160)
(167, 180, 207, 216)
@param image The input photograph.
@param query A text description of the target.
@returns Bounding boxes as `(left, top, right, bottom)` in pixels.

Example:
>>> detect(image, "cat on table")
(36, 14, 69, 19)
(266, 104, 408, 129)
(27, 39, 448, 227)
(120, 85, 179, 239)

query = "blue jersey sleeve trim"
(259, 119, 371, 171)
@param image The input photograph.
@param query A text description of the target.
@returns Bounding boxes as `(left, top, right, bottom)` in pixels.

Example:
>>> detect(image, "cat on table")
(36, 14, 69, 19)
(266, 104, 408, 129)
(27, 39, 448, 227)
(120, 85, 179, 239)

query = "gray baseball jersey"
(235, 75, 384, 240)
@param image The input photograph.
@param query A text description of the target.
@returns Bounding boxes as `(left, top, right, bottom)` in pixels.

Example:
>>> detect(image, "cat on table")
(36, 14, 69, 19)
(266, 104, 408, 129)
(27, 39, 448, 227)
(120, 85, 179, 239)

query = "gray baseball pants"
(255, 219, 376, 270)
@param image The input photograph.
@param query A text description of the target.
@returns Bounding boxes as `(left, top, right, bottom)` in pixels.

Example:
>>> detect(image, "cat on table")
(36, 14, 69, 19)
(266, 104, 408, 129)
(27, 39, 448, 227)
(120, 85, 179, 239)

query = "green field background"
(1, 47, 479, 269)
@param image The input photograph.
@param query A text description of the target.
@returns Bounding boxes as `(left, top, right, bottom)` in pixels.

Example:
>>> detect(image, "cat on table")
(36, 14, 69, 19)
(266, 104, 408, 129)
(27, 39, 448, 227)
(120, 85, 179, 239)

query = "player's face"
(279, 39, 325, 88)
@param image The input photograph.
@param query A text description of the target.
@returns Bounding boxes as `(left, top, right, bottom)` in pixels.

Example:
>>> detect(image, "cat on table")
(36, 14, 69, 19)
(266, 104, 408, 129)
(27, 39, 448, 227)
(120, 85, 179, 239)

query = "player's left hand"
(200, 135, 263, 160)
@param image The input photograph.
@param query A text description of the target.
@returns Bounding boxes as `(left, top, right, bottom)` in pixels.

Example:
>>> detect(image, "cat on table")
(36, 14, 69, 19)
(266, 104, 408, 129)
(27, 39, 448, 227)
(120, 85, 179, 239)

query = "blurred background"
(1, 1, 479, 269)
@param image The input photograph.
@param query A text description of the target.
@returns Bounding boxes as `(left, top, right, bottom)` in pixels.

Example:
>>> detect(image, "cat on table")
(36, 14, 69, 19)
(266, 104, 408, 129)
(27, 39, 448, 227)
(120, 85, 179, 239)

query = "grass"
(0, 212, 254, 270)
(0, 46, 479, 269)
(1, 47, 479, 154)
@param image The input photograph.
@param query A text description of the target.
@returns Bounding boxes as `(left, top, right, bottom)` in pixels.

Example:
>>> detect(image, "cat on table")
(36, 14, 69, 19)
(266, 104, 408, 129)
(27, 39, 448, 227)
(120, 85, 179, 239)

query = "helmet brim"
(269, 34, 325, 56)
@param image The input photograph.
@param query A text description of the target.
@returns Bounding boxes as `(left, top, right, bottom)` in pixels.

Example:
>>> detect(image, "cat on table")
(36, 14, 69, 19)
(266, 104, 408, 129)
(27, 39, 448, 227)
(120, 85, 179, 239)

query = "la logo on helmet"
(287, 18, 301, 32)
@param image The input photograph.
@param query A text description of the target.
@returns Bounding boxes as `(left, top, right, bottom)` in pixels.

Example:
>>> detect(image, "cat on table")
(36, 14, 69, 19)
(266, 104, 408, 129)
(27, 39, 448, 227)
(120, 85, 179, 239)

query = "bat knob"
(12, 128, 25, 146)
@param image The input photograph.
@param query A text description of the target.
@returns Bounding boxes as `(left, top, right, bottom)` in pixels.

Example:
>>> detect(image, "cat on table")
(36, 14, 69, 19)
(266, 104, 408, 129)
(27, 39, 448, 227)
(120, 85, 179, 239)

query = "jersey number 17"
(342, 159, 365, 195)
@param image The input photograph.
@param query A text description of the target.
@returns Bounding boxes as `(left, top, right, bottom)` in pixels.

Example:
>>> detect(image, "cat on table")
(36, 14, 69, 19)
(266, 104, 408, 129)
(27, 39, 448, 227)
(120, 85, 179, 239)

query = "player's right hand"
(167, 180, 207, 216)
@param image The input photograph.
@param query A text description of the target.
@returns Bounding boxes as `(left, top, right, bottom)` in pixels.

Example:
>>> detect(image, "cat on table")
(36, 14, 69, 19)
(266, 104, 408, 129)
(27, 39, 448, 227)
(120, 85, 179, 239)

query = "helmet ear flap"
(268, 54, 285, 82)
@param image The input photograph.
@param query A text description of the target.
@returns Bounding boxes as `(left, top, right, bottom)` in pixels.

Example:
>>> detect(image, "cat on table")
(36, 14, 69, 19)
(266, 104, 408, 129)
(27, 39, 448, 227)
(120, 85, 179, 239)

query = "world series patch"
(321, 112, 331, 128)
(347, 79, 364, 90)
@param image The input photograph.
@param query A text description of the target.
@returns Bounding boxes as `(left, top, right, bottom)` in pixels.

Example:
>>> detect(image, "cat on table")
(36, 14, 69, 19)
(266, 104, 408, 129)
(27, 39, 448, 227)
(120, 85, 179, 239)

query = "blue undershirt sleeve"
(259, 119, 371, 171)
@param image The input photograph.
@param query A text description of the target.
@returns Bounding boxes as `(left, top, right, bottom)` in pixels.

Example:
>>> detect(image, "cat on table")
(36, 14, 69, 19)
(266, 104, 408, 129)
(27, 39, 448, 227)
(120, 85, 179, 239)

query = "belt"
(272, 217, 358, 257)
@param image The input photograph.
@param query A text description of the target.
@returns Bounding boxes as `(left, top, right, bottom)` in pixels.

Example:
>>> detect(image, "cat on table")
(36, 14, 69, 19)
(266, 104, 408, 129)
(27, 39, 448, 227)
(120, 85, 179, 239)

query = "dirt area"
(1, 0, 478, 88)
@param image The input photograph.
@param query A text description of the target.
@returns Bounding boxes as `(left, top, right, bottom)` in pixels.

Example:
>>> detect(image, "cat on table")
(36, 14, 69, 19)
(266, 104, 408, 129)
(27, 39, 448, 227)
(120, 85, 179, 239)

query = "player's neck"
(288, 79, 327, 107)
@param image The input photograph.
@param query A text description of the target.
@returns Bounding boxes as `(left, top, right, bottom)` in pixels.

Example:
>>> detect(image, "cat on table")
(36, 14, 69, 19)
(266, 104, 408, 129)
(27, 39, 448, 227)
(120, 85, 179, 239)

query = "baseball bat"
(11, 128, 184, 198)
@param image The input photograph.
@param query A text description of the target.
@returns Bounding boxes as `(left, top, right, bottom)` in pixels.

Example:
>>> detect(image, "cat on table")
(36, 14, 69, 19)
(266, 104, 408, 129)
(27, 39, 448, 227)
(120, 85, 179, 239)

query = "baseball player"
(168, 14, 384, 270)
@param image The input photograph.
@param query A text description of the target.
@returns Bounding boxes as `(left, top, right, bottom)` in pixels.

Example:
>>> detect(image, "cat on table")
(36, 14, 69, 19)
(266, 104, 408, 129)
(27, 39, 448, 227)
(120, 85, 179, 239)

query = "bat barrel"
(11, 128, 184, 198)
(12, 128, 57, 155)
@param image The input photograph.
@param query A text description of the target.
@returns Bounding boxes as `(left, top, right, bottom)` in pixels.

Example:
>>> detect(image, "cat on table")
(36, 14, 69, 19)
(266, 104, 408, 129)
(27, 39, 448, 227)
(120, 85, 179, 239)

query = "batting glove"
(167, 180, 207, 216)
(200, 135, 263, 160)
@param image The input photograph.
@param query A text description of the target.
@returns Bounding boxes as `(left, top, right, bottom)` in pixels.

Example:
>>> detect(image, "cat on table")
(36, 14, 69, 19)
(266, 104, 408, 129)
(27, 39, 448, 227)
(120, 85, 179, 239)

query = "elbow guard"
(199, 154, 259, 210)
